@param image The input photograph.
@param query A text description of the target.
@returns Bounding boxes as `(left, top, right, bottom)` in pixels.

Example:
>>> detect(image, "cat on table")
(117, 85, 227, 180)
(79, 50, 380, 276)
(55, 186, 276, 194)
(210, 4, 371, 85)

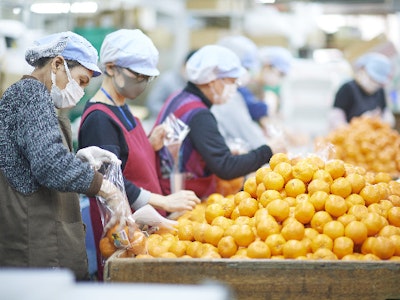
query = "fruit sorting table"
(105, 252, 400, 300)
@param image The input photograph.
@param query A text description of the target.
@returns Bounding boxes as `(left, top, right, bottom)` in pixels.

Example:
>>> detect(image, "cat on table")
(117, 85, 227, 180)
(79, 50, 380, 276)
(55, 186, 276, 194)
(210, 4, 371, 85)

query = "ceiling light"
(255, 0, 276, 3)
(30, 3, 70, 14)
(70, 2, 98, 13)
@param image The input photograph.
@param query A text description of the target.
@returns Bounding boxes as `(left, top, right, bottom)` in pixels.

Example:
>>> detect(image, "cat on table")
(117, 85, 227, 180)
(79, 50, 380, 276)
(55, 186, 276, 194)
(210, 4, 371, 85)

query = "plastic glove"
(162, 190, 201, 212)
(132, 204, 177, 230)
(76, 146, 121, 170)
(97, 179, 131, 232)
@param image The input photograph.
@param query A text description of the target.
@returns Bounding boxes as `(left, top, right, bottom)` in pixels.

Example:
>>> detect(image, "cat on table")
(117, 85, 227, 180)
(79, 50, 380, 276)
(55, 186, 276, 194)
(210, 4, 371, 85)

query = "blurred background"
(1, 0, 400, 140)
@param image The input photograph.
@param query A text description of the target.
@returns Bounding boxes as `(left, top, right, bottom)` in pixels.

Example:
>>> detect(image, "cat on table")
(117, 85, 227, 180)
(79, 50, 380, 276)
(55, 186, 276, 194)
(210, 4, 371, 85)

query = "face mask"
(113, 68, 147, 99)
(211, 82, 237, 105)
(50, 60, 85, 109)
(263, 67, 283, 87)
(356, 69, 381, 95)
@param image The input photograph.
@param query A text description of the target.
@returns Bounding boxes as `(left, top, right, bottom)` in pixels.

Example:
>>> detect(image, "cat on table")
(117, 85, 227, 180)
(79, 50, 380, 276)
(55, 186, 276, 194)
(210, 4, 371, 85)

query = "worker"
(154, 45, 286, 199)
(0, 31, 127, 280)
(329, 52, 395, 129)
(78, 29, 200, 280)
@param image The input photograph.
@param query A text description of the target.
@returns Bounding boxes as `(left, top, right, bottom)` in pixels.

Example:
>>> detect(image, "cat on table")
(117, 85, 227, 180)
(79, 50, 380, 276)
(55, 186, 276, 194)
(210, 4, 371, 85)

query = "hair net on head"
(217, 35, 260, 71)
(259, 46, 292, 75)
(25, 31, 101, 77)
(100, 29, 159, 77)
(186, 44, 246, 85)
(354, 52, 391, 84)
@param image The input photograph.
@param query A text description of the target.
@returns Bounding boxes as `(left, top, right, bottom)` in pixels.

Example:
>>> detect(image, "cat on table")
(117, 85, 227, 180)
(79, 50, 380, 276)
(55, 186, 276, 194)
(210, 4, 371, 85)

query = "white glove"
(76, 146, 121, 170)
(97, 179, 131, 232)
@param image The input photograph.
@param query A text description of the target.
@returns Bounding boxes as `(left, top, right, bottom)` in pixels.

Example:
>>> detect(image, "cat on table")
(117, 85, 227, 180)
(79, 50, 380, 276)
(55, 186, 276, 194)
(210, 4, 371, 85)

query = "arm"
(189, 111, 271, 180)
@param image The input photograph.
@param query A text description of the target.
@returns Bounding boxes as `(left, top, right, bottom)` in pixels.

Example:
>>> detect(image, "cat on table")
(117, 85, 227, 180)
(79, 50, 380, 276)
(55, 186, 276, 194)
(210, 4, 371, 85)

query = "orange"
(219, 196, 235, 218)
(285, 178, 306, 198)
(348, 204, 369, 220)
(231, 224, 255, 247)
(311, 234, 333, 252)
(292, 161, 315, 183)
(177, 222, 194, 241)
(323, 220, 345, 240)
(362, 254, 381, 261)
(295, 193, 310, 204)
(389, 235, 400, 256)
(281, 219, 304, 241)
(211, 215, 233, 231)
(256, 217, 281, 240)
(106, 224, 129, 246)
(237, 197, 259, 218)
(168, 240, 188, 257)
(379, 225, 400, 237)
(344, 220, 368, 244)
(388, 195, 400, 207)
(341, 254, 362, 261)
(387, 206, 400, 227)
(158, 252, 177, 258)
(234, 191, 252, 206)
(330, 177, 352, 198)
(234, 216, 254, 226)
(247, 240, 271, 258)
(205, 203, 225, 224)
(192, 222, 210, 243)
(294, 200, 315, 224)
(304, 228, 319, 241)
(359, 185, 381, 206)
(333, 236, 354, 259)
(346, 173, 366, 194)
(259, 190, 282, 207)
(128, 230, 147, 256)
(147, 243, 170, 257)
(307, 179, 330, 195)
(254, 207, 271, 225)
(325, 195, 347, 218)
(99, 237, 117, 258)
(256, 183, 266, 199)
(337, 214, 357, 227)
(186, 241, 203, 258)
(135, 254, 154, 259)
(230, 206, 240, 220)
(243, 176, 258, 198)
(269, 152, 290, 170)
(325, 159, 346, 180)
(310, 211, 333, 233)
(266, 199, 290, 222)
(312, 169, 333, 185)
(204, 225, 224, 246)
(217, 236, 238, 258)
(255, 166, 272, 185)
(284, 196, 297, 207)
(371, 236, 395, 259)
(345, 194, 365, 207)
(263, 171, 285, 191)
(374, 172, 392, 183)
(201, 250, 221, 259)
(309, 191, 329, 211)
(273, 162, 293, 183)
(265, 233, 286, 256)
(206, 193, 224, 205)
(361, 212, 386, 236)
(282, 239, 307, 259)
(360, 236, 375, 254)
(304, 155, 325, 170)
(312, 248, 338, 260)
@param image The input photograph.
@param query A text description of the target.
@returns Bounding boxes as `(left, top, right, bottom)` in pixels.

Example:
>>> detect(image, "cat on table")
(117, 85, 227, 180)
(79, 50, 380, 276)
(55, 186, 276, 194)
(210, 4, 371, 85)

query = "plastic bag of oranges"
(96, 162, 147, 259)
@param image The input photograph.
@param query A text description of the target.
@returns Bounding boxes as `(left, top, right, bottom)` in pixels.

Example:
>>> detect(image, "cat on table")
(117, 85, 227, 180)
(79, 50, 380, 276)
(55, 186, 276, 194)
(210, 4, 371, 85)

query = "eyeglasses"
(116, 66, 156, 83)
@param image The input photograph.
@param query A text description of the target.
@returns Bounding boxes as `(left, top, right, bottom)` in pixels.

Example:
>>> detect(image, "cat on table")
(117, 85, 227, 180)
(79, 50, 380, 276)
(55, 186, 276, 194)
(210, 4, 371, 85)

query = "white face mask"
(51, 60, 85, 109)
(263, 67, 283, 87)
(211, 82, 237, 105)
(356, 69, 381, 95)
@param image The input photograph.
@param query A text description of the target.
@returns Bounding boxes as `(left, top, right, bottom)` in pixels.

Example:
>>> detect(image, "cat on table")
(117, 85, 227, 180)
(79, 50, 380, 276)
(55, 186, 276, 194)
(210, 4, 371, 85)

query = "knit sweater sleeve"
(188, 110, 272, 180)
(13, 79, 99, 195)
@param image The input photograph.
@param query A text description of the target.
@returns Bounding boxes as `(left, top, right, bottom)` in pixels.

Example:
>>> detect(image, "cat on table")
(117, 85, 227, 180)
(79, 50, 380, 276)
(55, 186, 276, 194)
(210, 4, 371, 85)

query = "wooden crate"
(104, 253, 400, 300)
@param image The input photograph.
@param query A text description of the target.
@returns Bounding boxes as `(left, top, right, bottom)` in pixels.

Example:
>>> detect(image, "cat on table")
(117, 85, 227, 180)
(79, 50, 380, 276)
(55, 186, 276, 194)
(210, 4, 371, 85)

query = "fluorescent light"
(255, 0, 276, 3)
(70, 2, 98, 13)
(30, 2, 98, 14)
(13, 7, 22, 15)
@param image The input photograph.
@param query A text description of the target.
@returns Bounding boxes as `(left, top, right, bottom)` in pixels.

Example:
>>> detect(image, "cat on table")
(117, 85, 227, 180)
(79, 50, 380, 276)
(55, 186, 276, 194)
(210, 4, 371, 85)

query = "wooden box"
(104, 253, 400, 300)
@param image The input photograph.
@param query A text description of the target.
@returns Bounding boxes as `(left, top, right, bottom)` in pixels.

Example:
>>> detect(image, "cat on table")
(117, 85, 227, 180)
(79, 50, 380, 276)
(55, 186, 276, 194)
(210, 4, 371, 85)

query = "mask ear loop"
(62, 59, 74, 82)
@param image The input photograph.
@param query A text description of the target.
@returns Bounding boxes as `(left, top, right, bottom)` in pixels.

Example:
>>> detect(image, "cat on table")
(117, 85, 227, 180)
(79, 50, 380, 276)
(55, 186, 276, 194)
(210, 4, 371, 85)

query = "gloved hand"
(97, 179, 131, 232)
(76, 146, 121, 170)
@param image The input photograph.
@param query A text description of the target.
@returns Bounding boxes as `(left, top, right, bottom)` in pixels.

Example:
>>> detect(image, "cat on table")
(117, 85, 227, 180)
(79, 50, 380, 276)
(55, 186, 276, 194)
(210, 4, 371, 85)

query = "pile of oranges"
(132, 152, 400, 261)
(317, 116, 400, 177)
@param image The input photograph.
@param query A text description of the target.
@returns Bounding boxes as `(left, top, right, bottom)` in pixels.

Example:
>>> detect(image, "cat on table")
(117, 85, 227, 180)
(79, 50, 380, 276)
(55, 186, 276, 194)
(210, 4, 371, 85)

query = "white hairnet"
(100, 29, 159, 77)
(186, 45, 246, 85)
(259, 46, 292, 75)
(217, 35, 260, 71)
(355, 52, 391, 84)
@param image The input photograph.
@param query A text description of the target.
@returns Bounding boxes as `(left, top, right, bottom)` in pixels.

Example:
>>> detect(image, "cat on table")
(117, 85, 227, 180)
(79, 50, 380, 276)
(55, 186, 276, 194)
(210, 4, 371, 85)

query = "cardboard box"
(105, 252, 400, 300)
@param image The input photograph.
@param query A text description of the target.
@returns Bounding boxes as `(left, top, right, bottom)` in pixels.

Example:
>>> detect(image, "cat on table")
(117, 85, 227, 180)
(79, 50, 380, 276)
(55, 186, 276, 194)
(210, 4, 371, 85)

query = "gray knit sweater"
(0, 76, 98, 195)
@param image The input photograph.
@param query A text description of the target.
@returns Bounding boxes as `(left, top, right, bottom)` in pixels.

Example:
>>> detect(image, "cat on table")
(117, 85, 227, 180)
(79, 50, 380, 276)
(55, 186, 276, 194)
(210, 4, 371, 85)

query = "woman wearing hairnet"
(155, 45, 286, 199)
(0, 31, 127, 280)
(78, 29, 200, 279)
(328, 52, 395, 129)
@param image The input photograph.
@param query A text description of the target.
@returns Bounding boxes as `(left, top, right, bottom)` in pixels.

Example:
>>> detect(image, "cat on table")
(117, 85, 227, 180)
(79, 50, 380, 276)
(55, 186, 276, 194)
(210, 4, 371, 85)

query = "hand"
(148, 124, 166, 151)
(76, 146, 121, 170)
(267, 136, 287, 154)
(163, 190, 201, 212)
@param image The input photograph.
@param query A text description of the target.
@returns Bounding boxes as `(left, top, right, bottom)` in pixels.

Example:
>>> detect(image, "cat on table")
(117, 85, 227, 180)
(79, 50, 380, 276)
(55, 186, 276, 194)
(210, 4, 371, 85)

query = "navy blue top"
(238, 86, 268, 121)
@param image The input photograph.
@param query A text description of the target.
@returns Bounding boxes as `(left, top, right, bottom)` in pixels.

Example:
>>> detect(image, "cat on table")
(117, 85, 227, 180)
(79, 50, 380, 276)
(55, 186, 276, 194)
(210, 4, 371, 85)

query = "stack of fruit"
(316, 116, 400, 177)
(125, 153, 400, 261)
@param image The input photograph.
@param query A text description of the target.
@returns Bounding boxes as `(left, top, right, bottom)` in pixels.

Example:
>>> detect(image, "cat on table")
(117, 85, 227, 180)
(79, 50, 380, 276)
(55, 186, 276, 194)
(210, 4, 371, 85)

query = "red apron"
(80, 104, 164, 280)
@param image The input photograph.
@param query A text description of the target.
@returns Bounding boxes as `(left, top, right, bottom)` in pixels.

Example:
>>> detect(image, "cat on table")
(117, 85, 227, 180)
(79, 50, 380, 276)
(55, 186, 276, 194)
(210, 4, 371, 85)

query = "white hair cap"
(259, 46, 292, 75)
(186, 45, 246, 85)
(100, 29, 159, 77)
